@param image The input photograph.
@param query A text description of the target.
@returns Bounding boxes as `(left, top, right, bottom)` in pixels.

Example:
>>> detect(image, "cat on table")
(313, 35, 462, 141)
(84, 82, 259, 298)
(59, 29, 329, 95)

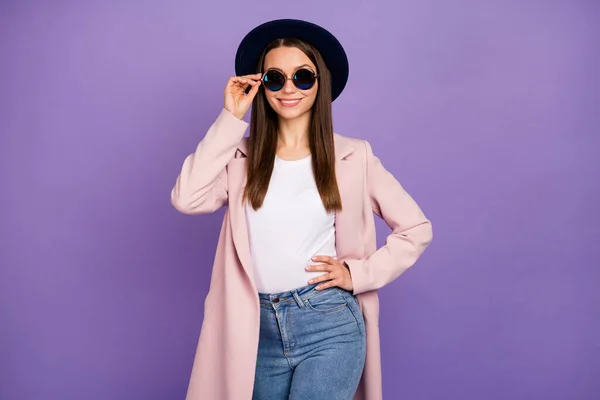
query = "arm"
(345, 140, 433, 295)
(170, 108, 248, 214)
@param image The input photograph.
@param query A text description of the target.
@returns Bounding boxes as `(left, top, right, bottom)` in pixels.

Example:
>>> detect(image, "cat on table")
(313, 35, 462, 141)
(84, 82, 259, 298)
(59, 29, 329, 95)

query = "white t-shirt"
(244, 154, 337, 294)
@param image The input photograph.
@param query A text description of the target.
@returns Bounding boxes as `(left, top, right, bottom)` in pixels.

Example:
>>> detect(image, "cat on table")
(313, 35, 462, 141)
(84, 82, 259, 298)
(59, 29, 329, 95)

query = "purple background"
(1, 1, 599, 399)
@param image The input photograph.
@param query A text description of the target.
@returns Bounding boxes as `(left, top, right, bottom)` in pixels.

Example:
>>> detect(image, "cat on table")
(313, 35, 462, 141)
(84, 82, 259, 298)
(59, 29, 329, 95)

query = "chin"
(276, 107, 310, 120)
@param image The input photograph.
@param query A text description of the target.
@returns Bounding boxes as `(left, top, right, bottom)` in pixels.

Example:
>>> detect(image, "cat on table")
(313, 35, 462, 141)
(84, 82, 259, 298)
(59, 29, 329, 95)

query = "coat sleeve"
(170, 108, 249, 214)
(344, 140, 433, 295)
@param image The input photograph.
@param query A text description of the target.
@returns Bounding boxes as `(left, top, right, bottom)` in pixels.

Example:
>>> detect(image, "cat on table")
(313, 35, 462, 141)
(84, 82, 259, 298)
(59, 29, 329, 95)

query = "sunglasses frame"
(261, 68, 319, 92)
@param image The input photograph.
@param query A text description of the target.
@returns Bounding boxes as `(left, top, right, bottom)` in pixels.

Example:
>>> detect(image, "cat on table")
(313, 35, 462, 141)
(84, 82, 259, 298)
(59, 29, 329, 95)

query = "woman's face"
(262, 46, 318, 121)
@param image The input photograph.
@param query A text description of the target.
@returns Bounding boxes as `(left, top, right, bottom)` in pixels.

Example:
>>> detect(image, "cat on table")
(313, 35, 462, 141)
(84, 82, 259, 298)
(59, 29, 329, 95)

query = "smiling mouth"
(278, 99, 302, 107)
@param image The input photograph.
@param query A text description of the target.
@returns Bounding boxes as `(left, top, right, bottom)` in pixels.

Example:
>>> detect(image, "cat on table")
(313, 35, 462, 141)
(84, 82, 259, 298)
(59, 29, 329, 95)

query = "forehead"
(263, 46, 316, 72)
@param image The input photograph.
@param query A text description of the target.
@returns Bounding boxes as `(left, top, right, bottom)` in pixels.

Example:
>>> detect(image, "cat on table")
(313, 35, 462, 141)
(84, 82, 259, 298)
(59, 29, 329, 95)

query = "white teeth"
(280, 99, 300, 104)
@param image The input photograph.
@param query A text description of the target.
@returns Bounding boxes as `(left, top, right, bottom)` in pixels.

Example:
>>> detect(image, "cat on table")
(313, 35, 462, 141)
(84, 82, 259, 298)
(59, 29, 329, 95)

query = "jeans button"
(273, 297, 279, 303)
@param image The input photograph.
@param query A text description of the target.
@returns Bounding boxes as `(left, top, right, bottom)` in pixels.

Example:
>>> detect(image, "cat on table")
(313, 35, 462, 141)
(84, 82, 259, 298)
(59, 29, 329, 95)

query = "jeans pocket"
(338, 289, 365, 336)
(305, 288, 349, 313)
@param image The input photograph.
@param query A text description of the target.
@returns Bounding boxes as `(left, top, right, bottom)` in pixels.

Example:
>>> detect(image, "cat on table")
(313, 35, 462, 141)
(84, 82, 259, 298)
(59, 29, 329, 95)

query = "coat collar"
(235, 133, 356, 160)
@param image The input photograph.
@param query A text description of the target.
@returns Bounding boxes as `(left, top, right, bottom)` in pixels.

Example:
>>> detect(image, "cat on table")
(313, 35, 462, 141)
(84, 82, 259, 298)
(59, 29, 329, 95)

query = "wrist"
(223, 107, 245, 120)
(343, 261, 352, 279)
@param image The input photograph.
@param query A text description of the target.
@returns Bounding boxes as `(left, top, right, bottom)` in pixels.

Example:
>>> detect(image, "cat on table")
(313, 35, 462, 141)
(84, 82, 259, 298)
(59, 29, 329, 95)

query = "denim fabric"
(253, 283, 366, 400)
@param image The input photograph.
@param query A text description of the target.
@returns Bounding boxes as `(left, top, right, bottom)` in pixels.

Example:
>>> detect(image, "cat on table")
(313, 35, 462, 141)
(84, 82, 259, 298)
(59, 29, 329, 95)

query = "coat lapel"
(226, 145, 255, 290)
(333, 134, 364, 261)
(228, 135, 364, 292)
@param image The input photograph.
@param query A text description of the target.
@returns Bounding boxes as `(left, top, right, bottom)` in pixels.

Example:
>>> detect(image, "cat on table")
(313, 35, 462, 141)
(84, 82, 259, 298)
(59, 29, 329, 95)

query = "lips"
(277, 98, 302, 107)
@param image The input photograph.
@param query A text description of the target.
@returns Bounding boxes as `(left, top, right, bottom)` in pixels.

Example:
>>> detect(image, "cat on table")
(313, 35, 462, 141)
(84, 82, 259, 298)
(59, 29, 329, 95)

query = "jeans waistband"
(258, 283, 339, 308)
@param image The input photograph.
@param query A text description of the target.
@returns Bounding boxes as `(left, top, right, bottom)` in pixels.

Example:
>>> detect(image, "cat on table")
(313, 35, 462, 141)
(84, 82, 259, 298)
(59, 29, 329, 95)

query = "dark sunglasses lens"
(263, 70, 285, 91)
(293, 69, 316, 90)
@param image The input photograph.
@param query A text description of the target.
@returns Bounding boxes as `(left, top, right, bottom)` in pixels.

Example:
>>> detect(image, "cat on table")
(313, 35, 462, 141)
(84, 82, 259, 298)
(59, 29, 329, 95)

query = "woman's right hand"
(224, 73, 262, 120)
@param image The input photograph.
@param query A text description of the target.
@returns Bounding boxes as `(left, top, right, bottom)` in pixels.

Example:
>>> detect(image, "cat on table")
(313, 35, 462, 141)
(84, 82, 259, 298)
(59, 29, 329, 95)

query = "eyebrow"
(264, 64, 315, 72)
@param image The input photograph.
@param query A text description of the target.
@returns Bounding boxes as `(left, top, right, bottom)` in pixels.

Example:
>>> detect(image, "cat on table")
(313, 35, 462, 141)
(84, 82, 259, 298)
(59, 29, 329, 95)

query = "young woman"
(171, 19, 433, 400)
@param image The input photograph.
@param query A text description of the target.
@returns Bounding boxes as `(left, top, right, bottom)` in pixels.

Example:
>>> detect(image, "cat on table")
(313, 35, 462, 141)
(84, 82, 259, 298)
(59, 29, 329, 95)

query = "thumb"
(247, 80, 261, 100)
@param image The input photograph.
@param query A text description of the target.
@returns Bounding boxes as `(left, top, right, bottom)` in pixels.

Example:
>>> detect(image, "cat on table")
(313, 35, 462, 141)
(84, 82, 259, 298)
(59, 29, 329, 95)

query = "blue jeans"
(253, 283, 367, 400)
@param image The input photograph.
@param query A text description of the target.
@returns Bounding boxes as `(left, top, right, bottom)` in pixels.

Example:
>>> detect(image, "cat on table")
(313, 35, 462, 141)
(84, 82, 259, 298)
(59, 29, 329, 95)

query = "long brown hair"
(242, 38, 342, 213)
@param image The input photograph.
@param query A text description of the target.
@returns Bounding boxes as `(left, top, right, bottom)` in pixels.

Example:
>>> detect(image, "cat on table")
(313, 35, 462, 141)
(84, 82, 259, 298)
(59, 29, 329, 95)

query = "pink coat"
(171, 108, 433, 399)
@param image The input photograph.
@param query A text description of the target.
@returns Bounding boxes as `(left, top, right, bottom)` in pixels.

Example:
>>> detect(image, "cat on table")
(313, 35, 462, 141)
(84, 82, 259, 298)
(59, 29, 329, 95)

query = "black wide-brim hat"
(235, 19, 349, 102)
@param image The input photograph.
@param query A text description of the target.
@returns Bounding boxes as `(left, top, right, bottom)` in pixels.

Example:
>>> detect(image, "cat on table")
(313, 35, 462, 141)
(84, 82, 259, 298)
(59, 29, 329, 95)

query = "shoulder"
(333, 132, 374, 160)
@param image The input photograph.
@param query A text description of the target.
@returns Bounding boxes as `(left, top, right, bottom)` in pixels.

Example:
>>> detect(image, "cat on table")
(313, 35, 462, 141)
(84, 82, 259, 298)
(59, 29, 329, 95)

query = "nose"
(281, 78, 296, 94)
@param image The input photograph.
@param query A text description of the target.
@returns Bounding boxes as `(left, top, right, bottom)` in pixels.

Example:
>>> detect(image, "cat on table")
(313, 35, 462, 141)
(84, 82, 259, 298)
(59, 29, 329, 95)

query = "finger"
(242, 76, 262, 84)
(246, 79, 261, 98)
(308, 272, 334, 285)
(316, 279, 338, 290)
(233, 77, 250, 86)
(228, 79, 254, 95)
(237, 74, 261, 85)
(228, 76, 248, 83)
(311, 255, 333, 264)
(226, 77, 247, 92)
(230, 76, 251, 85)
(242, 73, 263, 80)
(305, 263, 332, 272)
(237, 78, 262, 93)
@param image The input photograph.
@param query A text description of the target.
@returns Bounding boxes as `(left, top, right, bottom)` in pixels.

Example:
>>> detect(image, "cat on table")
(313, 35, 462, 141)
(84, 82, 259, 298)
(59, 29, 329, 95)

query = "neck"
(277, 112, 311, 149)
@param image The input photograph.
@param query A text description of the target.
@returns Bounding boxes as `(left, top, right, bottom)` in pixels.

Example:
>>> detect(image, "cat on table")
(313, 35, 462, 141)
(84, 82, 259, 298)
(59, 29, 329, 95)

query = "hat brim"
(235, 19, 349, 102)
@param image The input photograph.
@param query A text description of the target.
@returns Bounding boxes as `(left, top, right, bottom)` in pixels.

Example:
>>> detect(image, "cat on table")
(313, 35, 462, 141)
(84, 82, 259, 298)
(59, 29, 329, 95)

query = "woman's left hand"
(306, 256, 354, 292)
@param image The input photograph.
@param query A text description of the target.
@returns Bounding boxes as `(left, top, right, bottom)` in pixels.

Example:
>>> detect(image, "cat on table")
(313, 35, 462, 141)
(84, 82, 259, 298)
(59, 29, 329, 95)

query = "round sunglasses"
(261, 68, 319, 92)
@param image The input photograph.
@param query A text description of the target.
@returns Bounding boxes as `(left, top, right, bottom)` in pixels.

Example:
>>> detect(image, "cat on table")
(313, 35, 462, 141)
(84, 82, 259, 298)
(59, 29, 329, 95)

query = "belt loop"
(291, 289, 305, 308)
